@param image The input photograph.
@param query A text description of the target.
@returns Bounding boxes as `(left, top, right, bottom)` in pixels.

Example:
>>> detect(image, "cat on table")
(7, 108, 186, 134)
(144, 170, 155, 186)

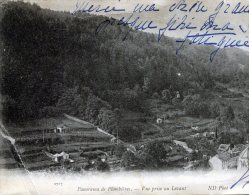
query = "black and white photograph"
(1, 0, 249, 194)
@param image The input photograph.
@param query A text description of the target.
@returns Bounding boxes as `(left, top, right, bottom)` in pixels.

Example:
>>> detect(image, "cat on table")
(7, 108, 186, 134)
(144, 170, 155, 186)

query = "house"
(54, 124, 66, 134)
(44, 151, 74, 163)
(216, 144, 245, 170)
(191, 126, 199, 131)
(156, 118, 163, 124)
(189, 133, 200, 138)
(203, 131, 216, 138)
(237, 145, 249, 170)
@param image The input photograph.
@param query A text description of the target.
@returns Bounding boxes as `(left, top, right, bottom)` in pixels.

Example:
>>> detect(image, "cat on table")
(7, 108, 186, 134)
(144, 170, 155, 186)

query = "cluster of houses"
(209, 143, 249, 170)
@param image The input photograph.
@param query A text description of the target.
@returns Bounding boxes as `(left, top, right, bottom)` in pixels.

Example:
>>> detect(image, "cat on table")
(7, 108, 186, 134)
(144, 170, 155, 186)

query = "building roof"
(239, 145, 249, 159)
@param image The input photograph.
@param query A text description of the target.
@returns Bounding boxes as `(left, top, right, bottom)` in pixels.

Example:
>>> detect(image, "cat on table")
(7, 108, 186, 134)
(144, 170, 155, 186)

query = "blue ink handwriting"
(169, 0, 207, 13)
(96, 14, 157, 41)
(175, 30, 249, 62)
(72, 1, 125, 14)
(90, 0, 249, 62)
(158, 14, 197, 42)
(231, 168, 249, 189)
(200, 13, 234, 31)
(133, 3, 159, 13)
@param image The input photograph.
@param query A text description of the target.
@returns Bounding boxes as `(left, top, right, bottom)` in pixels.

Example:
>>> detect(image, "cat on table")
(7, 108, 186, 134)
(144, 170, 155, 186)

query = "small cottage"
(54, 124, 66, 134)
(156, 118, 163, 124)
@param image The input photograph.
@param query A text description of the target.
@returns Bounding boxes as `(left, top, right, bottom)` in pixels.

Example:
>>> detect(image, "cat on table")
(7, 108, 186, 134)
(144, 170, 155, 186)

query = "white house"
(191, 126, 199, 131)
(44, 151, 74, 163)
(156, 118, 163, 124)
(54, 124, 66, 133)
(237, 145, 249, 170)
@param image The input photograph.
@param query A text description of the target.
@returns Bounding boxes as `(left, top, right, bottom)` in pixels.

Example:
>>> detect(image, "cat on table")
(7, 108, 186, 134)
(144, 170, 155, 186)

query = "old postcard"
(1, 0, 249, 194)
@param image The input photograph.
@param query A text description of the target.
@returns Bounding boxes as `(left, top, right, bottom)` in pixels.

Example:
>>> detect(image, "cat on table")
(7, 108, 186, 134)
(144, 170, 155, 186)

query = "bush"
(198, 102, 211, 118)
(56, 87, 85, 116)
(118, 125, 142, 142)
(152, 92, 160, 99)
(84, 94, 112, 124)
(210, 101, 221, 118)
(97, 107, 118, 134)
(114, 144, 126, 158)
(219, 131, 244, 145)
(183, 95, 212, 118)
(121, 151, 137, 169)
(221, 106, 235, 124)
(39, 106, 62, 117)
(141, 140, 171, 168)
(161, 89, 171, 103)
(96, 159, 110, 171)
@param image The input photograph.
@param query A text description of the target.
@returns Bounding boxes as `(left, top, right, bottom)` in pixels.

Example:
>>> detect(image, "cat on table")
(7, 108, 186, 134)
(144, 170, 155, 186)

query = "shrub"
(118, 125, 142, 142)
(152, 92, 160, 99)
(114, 144, 126, 158)
(121, 151, 137, 169)
(183, 95, 213, 118)
(210, 101, 221, 118)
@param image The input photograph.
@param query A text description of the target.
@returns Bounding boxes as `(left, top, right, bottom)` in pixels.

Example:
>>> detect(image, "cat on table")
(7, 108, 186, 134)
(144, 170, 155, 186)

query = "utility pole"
(116, 128, 119, 145)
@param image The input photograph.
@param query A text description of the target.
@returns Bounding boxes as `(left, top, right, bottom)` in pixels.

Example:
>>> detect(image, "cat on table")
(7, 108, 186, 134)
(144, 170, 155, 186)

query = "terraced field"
(6, 115, 120, 171)
(0, 132, 19, 169)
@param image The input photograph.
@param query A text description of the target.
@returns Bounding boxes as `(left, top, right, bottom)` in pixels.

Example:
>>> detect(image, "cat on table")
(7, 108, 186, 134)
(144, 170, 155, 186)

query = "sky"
(17, 0, 249, 50)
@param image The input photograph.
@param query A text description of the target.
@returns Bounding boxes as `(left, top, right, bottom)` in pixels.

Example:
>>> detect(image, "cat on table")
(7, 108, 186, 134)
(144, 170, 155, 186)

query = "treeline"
(1, 1, 249, 127)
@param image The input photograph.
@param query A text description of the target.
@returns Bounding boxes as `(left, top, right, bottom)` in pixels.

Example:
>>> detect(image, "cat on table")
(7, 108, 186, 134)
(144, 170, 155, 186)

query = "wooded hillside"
(1, 1, 249, 124)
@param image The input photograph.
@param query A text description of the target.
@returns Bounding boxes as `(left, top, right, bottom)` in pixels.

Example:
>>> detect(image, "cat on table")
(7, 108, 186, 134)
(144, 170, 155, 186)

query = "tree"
(2, 1, 248, 124)
(1, 95, 17, 122)
(56, 87, 85, 116)
(118, 124, 142, 142)
(1, 2, 64, 121)
(114, 144, 126, 158)
(238, 109, 249, 134)
(183, 94, 212, 118)
(161, 89, 171, 103)
(141, 140, 171, 168)
(84, 94, 111, 124)
(97, 107, 119, 134)
(96, 158, 110, 171)
(121, 151, 137, 169)
(210, 101, 221, 118)
(221, 105, 235, 126)
(122, 87, 142, 111)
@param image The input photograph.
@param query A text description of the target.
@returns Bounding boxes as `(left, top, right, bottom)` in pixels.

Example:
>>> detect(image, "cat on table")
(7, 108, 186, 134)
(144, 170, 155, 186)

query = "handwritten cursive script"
(72, 1, 125, 14)
(230, 168, 249, 189)
(74, 0, 249, 62)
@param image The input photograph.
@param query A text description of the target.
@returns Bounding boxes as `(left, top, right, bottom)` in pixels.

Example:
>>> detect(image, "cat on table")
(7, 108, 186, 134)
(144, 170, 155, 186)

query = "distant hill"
(1, 1, 249, 122)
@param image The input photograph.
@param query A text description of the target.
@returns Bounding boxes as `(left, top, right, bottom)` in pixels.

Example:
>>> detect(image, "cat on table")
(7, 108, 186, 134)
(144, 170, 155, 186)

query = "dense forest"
(1, 1, 249, 138)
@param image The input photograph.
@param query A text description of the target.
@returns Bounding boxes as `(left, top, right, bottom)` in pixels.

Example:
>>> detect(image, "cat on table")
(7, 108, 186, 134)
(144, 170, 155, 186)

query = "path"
(216, 82, 249, 98)
(0, 121, 38, 195)
(64, 114, 137, 153)
(148, 122, 164, 134)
